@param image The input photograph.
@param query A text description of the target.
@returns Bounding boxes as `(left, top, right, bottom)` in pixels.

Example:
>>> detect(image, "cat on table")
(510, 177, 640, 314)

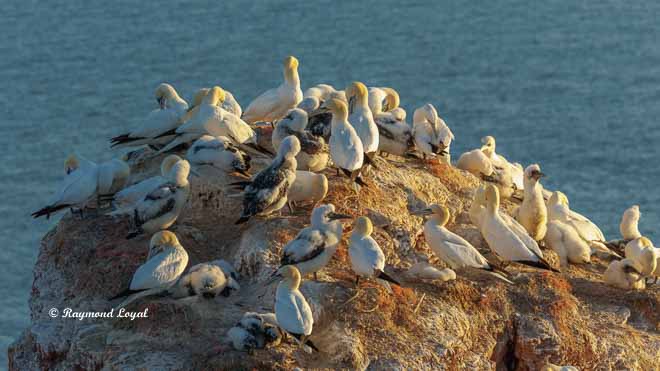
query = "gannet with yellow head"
(346, 81, 379, 155)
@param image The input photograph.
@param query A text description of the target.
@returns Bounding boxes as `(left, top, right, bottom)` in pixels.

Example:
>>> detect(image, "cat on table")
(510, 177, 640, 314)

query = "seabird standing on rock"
(280, 204, 351, 279)
(110, 83, 188, 148)
(544, 219, 592, 267)
(287, 171, 329, 210)
(480, 136, 525, 190)
(110, 231, 189, 309)
(235, 136, 300, 224)
(242, 56, 303, 124)
(620, 205, 642, 240)
(412, 204, 512, 283)
(96, 158, 131, 205)
(112, 155, 181, 212)
(346, 81, 379, 164)
(480, 185, 558, 272)
(32, 154, 99, 219)
(348, 216, 401, 286)
(185, 135, 251, 177)
(412, 104, 448, 160)
(514, 164, 548, 243)
(370, 89, 412, 157)
(326, 98, 370, 189)
(126, 159, 191, 238)
(272, 108, 329, 172)
(272, 265, 318, 352)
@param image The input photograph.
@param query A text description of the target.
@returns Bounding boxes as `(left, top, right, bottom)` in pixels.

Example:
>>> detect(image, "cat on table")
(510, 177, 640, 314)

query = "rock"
(9, 154, 660, 370)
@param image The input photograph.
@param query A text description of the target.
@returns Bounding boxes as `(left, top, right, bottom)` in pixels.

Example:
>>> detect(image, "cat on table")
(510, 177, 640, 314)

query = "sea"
(2, 0, 659, 366)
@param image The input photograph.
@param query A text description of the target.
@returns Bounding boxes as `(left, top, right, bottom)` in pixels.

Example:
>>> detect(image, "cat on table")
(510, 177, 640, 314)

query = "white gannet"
(374, 108, 413, 157)
(603, 258, 645, 290)
(288, 171, 329, 209)
(32, 154, 99, 219)
(242, 56, 303, 124)
(127, 159, 191, 238)
(480, 185, 558, 271)
(346, 82, 379, 157)
(412, 204, 512, 283)
(405, 262, 456, 282)
(348, 216, 401, 285)
(412, 103, 453, 162)
(185, 87, 242, 121)
(272, 108, 329, 172)
(624, 237, 657, 277)
(235, 136, 300, 224)
(169, 262, 232, 299)
(112, 155, 181, 211)
(110, 231, 189, 309)
(326, 98, 369, 188)
(514, 164, 548, 242)
(545, 220, 591, 267)
(110, 83, 188, 148)
(280, 204, 350, 279)
(306, 90, 347, 140)
(96, 158, 131, 203)
(457, 148, 495, 180)
(227, 312, 282, 352)
(620, 205, 642, 240)
(186, 135, 251, 177)
(159, 87, 269, 155)
(304, 83, 340, 101)
(272, 265, 318, 351)
(297, 95, 320, 114)
(368, 87, 399, 115)
(480, 136, 525, 190)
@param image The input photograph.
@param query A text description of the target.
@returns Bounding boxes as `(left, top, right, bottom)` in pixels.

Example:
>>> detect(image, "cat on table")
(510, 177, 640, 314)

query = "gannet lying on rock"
(457, 147, 495, 180)
(480, 185, 558, 272)
(412, 104, 448, 160)
(280, 204, 350, 279)
(111, 83, 189, 148)
(405, 262, 456, 282)
(272, 108, 329, 172)
(126, 159, 191, 238)
(112, 155, 181, 212)
(169, 262, 239, 299)
(624, 237, 657, 277)
(226, 312, 282, 352)
(514, 164, 547, 242)
(545, 219, 592, 267)
(110, 231, 189, 309)
(185, 135, 251, 177)
(272, 265, 318, 352)
(349, 216, 401, 286)
(32, 154, 99, 219)
(242, 56, 302, 124)
(604, 258, 646, 290)
(412, 204, 512, 283)
(480, 136, 524, 191)
(235, 136, 300, 224)
(287, 171, 328, 209)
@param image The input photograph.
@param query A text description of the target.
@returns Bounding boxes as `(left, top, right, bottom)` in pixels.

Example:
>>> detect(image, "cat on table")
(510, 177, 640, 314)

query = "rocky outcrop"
(9, 149, 660, 370)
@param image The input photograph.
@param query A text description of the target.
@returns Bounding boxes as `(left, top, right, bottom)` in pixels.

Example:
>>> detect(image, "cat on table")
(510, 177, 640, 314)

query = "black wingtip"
(235, 216, 250, 225)
(516, 259, 560, 273)
(354, 176, 369, 187)
(31, 204, 69, 219)
(377, 270, 401, 286)
(305, 339, 320, 352)
(126, 231, 141, 240)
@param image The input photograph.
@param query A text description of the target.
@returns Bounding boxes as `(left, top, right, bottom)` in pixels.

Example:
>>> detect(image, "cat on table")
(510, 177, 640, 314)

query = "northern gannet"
(368, 87, 400, 115)
(480, 136, 525, 191)
(620, 205, 642, 240)
(169, 262, 233, 299)
(110, 231, 189, 309)
(288, 171, 329, 209)
(159, 87, 268, 155)
(304, 84, 340, 101)
(547, 192, 607, 242)
(306, 90, 347, 141)
(603, 258, 645, 290)
(280, 204, 350, 279)
(456, 148, 495, 180)
(624, 237, 657, 277)
(272, 108, 329, 172)
(405, 262, 456, 282)
(413, 104, 449, 159)
(374, 107, 413, 157)
(96, 158, 131, 204)
(187, 87, 242, 118)
(127, 159, 191, 238)
(272, 265, 318, 351)
(235, 136, 300, 224)
(412, 204, 512, 283)
(346, 82, 379, 156)
(348, 216, 401, 285)
(480, 185, 558, 271)
(545, 220, 591, 267)
(514, 164, 548, 242)
(110, 83, 188, 148)
(242, 56, 303, 124)
(112, 155, 181, 211)
(227, 312, 282, 352)
(326, 98, 369, 188)
(32, 154, 98, 219)
(185, 135, 251, 177)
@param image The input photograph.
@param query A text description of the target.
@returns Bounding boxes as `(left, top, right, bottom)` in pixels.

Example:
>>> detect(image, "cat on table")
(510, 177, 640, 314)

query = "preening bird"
(346, 81, 379, 156)
(348, 216, 401, 286)
(185, 135, 251, 177)
(272, 108, 329, 172)
(112, 155, 181, 212)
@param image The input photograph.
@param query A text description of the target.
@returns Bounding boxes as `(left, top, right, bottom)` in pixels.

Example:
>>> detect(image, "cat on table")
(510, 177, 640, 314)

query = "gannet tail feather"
(113, 287, 162, 311)
(376, 270, 401, 286)
(31, 204, 71, 219)
(235, 216, 251, 225)
(110, 133, 142, 148)
(480, 268, 514, 284)
(241, 143, 275, 157)
(516, 259, 560, 273)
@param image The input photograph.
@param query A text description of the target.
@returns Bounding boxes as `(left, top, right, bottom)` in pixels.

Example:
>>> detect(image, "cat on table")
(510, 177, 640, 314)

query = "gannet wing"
(282, 229, 333, 265)
(130, 248, 188, 290)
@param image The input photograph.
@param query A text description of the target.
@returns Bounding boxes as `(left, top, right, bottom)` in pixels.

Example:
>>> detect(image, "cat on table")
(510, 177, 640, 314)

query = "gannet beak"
(157, 97, 166, 109)
(348, 96, 356, 113)
(531, 171, 546, 180)
(186, 105, 195, 112)
(327, 212, 352, 221)
(411, 208, 433, 216)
